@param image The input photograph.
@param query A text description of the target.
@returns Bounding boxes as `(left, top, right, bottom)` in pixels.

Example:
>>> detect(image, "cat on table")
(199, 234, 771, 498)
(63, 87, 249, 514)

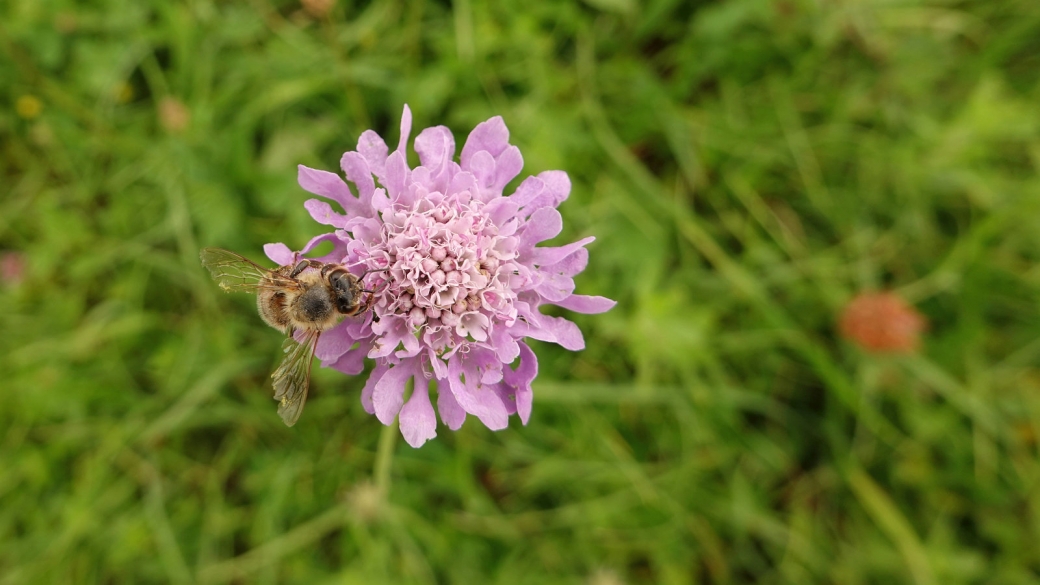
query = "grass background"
(3, 0, 1040, 582)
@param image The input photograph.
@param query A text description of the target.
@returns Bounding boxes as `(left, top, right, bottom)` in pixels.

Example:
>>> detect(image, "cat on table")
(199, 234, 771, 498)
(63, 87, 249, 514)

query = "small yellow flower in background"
(115, 82, 135, 104)
(15, 95, 42, 119)
(158, 97, 190, 133)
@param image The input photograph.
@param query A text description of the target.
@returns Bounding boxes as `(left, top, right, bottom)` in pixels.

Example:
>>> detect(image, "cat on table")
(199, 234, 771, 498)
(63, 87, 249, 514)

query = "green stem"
(374, 418, 398, 496)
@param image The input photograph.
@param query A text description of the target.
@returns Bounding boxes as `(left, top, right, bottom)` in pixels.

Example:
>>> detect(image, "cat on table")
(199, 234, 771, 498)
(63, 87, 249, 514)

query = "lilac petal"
(370, 315, 410, 358)
(371, 187, 391, 213)
(520, 207, 563, 249)
(447, 353, 509, 430)
(299, 233, 348, 263)
(528, 237, 594, 268)
(384, 151, 410, 202)
(360, 363, 389, 414)
(415, 126, 456, 175)
(515, 304, 586, 350)
(357, 130, 389, 183)
(315, 326, 356, 362)
(536, 314, 585, 350)
(298, 165, 360, 214)
(550, 294, 617, 314)
(329, 341, 369, 375)
(543, 247, 589, 278)
(428, 348, 448, 379)
(533, 271, 575, 302)
(352, 217, 384, 247)
(538, 170, 571, 205)
(491, 382, 518, 416)
(340, 151, 376, 208)
(448, 171, 478, 199)
(485, 198, 520, 229)
(305, 199, 349, 228)
(399, 372, 437, 447)
(504, 342, 537, 424)
(468, 150, 497, 194)
(491, 326, 520, 364)
(492, 145, 523, 192)
(264, 243, 294, 265)
(436, 380, 467, 430)
(373, 362, 413, 424)
(461, 115, 510, 168)
(510, 176, 545, 208)
(397, 104, 413, 154)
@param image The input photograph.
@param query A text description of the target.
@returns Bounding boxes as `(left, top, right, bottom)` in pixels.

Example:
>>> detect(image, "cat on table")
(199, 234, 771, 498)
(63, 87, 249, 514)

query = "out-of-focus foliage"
(2, 0, 1040, 582)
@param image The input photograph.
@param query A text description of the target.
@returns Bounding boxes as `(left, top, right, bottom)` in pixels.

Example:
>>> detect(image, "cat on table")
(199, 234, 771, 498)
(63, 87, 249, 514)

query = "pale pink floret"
(269, 105, 615, 447)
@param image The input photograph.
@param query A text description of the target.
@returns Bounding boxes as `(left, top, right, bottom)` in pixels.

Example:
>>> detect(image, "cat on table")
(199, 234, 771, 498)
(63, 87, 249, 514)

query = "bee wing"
(200, 247, 297, 293)
(271, 331, 319, 427)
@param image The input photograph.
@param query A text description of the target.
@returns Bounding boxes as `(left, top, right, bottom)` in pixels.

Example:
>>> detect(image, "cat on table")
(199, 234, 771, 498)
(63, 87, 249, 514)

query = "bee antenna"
(358, 267, 391, 278)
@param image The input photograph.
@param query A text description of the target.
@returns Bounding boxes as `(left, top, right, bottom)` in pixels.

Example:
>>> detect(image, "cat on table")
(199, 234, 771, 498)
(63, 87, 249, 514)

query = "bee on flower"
(261, 105, 614, 446)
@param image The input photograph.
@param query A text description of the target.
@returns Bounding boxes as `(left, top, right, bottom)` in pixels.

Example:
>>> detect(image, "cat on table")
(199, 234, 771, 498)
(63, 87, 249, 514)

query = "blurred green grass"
(3, 0, 1040, 582)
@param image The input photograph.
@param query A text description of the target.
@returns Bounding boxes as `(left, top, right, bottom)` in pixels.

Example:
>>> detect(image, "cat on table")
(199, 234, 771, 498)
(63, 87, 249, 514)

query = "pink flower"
(267, 106, 615, 447)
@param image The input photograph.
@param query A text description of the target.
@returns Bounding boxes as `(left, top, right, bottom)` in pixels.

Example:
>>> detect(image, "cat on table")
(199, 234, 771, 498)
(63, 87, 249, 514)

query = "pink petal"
(263, 243, 294, 265)
(297, 165, 359, 214)
(485, 198, 521, 229)
(520, 207, 563, 249)
(447, 354, 509, 430)
(315, 326, 356, 362)
(538, 314, 585, 350)
(533, 271, 575, 302)
(299, 233, 348, 263)
(397, 104, 413, 154)
(360, 363, 389, 414)
(399, 372, 437, 447)
(415, 126, 456, 174)
(537, 170, 571, 206)
(550, 294, 617, 314)
(528, 237, 594, 268)
(461, 115, 510, 167)
(357, 130, 389, 182)
(369, 315, 410, 358)
(510, 176, 545, 208)
(329, 341, 369, 375)
(305, 199, 349, 228)
(340, 151, 376, 208)
(448, 171, 478, 198)
(436, 381, 467, 430)
(492, 145, 523, 192)
(373, 362, 413, 424)
(491, 326, 520, 364)
(505, 342, 537, 424)
(384, 151, 410, 202)
(468, 150, 497, 194)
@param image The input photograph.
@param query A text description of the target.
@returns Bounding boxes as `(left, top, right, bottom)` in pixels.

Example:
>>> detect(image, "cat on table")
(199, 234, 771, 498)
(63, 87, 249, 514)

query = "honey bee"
(200, 247, 381, 426)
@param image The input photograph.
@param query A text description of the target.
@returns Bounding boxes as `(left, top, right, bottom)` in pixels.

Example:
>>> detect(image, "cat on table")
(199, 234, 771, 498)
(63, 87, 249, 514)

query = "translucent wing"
(271, 331, 319, 426)
(200, 247, 296, 293)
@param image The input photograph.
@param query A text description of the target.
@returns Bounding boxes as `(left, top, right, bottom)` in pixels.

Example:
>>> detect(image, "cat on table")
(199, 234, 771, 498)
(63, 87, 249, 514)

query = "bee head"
(325, 267, 360, 314)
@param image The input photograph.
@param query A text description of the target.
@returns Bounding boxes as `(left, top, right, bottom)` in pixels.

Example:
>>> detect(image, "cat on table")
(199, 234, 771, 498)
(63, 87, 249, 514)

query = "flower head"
(267, 106, 614, 447)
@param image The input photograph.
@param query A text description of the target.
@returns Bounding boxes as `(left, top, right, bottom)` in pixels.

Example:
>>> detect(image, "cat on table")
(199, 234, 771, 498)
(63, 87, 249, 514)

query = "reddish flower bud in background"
(839, 291, 925, 353)
(0, 252, 25, 287)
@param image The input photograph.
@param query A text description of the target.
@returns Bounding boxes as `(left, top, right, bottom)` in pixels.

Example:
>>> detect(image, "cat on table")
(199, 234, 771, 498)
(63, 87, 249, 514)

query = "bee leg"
(289, 259, 312, 278)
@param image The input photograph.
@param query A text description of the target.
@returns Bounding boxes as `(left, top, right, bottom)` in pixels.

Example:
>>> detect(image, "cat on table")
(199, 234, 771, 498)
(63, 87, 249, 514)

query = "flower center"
(368, 190, 519, 351)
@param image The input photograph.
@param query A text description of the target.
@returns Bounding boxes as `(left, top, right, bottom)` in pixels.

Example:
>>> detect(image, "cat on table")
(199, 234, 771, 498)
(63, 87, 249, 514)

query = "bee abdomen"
(258, 290, 292, 332)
